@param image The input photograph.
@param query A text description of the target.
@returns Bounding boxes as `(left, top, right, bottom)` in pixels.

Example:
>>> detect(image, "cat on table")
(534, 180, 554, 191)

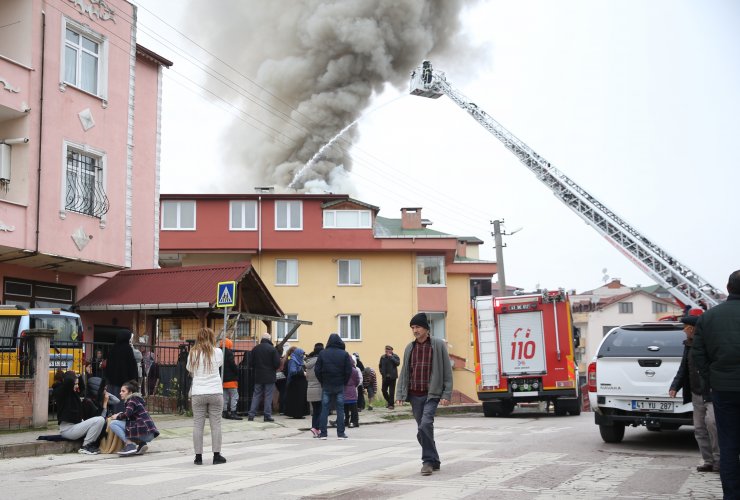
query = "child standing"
(343, 355, 363, 428)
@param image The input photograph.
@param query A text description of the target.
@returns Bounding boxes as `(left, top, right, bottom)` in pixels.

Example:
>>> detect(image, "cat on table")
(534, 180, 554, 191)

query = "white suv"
(587, 322, 693, 443)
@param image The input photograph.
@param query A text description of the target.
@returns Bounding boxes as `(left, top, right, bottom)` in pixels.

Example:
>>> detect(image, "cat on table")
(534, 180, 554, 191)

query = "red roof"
(77, 262, 282, 316)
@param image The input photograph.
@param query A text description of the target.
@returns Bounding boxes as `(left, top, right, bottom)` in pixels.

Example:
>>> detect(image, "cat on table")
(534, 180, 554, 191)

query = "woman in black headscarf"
(105, 331, 138, 412)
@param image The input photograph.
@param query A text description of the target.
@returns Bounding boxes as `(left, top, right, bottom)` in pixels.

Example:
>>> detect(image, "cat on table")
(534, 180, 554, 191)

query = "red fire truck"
(473, 289, 581, 417)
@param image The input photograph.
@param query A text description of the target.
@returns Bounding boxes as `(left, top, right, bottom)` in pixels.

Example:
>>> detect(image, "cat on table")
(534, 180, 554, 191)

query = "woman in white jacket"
(187, 327, 225, 465)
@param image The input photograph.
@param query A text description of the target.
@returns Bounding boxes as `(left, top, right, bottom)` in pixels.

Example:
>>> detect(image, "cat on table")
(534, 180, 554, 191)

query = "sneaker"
(348, 423, 355, 428)
(696, 464, 714, 472)
(319, 434, 328, 440)
(432, 463, 441, 471)
(421, 463, 433, 476)
(78, 445, 99, 455)
(118, 443, 138, 456)
(230, 412, 243, 420)
(247, 416, 254, 421)
(337, 434, 349, 440)
(310, 428, 320, 438)
(135, 443, 148, 455)
(264, 416, 274, 422)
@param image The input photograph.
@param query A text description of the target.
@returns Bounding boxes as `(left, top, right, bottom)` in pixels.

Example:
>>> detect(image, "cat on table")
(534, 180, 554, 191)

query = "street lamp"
(491, 219, 522, 297)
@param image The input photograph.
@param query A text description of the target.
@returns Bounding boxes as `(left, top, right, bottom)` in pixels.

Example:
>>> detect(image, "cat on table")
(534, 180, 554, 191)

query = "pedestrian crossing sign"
(216, 281, 236, 308)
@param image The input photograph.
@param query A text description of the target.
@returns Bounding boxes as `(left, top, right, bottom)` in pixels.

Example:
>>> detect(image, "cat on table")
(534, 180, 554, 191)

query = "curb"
(0, 405, 482, 459)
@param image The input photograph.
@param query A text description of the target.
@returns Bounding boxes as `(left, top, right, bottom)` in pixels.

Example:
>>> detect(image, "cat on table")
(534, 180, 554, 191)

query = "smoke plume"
(183, 0, 479, 193)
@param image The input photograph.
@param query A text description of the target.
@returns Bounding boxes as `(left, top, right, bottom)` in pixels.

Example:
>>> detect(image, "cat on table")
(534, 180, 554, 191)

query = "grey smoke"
(183, 0, 480, 192)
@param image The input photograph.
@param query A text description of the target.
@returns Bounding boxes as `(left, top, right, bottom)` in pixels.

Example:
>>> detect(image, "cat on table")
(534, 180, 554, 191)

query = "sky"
(133, 0, 739, 295)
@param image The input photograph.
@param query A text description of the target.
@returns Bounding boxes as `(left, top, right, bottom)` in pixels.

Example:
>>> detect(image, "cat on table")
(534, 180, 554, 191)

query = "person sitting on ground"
(110, 380, 159, 456)
(53, 370, 106, 455)
(343, 355, 363, 428)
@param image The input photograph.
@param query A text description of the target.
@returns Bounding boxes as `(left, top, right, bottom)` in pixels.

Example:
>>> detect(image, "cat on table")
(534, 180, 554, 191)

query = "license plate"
(49, 361, 71, 368)
(631, 400, 674, 411)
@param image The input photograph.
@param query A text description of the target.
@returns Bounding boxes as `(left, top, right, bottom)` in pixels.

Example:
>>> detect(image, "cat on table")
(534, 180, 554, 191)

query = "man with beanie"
(396, 312, 453, 476)
(693, 270, 740, 497)
(379, 344, 400, 409)
(669, 313, 718, 472)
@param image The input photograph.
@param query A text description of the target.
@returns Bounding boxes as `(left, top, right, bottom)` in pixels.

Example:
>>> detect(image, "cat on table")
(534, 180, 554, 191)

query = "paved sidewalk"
(0, 403, 480, 459)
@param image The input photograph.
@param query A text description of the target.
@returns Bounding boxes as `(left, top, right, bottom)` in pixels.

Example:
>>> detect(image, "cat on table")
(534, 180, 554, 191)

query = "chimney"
(401, 207, 423, 229)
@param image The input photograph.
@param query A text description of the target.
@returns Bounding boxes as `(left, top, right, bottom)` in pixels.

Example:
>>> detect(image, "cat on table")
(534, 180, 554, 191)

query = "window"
(276, 314, 298, 341)
(161, 201, 196, 230)
(3, 278, 75, 309)
(652, 301, 668, 314)
(618, 302, 634, 314)
(427, 312, 446, 340)
(275, 200, 302, 230)
(416, 256, 445, 286)
(62, 19, 107, 98)
(276, 259, 298, 285)
(230, 200, 258, 230)
(338, 314, 361, 341)
(338, 259, 361, 286)
(323, 210, 371, 229)
(65, 145, 109, 218)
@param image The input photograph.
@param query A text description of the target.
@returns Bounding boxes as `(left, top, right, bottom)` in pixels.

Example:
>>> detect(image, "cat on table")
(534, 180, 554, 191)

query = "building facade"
(571, 279, 682, 370)
(159, 193, 497, 401)
(0, 0, 171, 339)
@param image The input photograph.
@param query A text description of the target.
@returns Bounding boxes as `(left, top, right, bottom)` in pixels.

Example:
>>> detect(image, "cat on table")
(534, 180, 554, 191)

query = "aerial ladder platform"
(410, 61, 722, 308)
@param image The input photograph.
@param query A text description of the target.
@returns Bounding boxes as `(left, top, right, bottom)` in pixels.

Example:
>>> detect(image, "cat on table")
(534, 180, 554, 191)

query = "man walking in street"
(314, 333, 352, 440)
(379, 345, 400, 409)
(247, 333, 280, 422)
(693, 270, 740, 499)
(669, 313, 719, 472)
(396, 313, 453, 476)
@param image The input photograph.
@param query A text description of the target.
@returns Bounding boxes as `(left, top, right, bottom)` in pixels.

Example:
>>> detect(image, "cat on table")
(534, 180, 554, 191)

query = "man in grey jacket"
(396, 312, 453, 476)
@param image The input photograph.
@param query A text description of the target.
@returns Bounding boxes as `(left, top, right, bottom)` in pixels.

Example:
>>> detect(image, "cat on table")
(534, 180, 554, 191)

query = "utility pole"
(492, 220, 506, 297)
(491, 219, 522, 297)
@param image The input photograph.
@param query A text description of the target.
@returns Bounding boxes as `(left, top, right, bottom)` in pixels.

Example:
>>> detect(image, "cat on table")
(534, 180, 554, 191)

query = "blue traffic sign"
(216, 281, 236, 308)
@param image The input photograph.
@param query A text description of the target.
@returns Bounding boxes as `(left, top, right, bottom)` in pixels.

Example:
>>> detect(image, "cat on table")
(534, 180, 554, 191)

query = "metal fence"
(2, 339, 261, 417)
(0, 336, 36, 379)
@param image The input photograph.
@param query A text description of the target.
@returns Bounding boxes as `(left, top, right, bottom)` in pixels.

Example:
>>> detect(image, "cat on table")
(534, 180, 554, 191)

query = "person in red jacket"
(221, 338, 242, 420)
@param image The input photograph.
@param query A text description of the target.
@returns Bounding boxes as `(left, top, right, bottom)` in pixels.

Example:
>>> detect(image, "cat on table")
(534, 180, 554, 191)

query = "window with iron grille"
(65, 146, 109, 218)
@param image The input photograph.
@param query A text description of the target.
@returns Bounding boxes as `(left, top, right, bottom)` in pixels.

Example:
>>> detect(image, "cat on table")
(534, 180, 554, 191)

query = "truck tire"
(554, 399, 567, 416)
(483, 402, 498, 417)
(483, 400, 515, 417)
(499, 400, 515, 417)
(599, 423, 625, 443)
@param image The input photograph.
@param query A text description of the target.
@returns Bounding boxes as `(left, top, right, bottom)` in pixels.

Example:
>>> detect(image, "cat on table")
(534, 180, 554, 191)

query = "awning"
(76, 262, 283, 318)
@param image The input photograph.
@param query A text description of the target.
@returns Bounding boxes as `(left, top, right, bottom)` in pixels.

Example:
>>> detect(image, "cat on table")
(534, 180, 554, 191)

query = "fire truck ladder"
(409, 61, 722, 308)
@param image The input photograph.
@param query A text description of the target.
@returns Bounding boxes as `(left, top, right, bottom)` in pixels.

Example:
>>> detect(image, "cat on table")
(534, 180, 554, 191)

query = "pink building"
(0, 0, 171, 339)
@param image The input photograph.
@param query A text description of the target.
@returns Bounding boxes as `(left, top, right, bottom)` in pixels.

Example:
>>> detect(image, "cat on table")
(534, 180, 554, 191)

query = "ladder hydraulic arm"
(410, 61, 722, 308)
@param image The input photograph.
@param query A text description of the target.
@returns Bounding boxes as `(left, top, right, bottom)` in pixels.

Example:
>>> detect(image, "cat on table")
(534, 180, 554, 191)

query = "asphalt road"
(1, 410, 723, 499)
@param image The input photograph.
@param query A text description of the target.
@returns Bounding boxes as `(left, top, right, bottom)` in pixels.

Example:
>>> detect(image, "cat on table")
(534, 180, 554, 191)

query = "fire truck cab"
(473, 289, 581, 417)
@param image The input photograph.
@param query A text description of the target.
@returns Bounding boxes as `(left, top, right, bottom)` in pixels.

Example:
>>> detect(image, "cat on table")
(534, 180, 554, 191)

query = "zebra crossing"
(0, 414, 718, 499)
(27, 433, 723, 499)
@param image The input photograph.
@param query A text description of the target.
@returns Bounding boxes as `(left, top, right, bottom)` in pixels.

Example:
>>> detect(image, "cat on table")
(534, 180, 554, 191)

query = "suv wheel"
(599, 423, 625, 443)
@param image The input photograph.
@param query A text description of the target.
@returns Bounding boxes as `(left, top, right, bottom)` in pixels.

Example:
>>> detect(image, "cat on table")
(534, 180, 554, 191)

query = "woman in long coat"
(105, 331, 138, 412)
(284, 347, 309, 419)
(305, 343, 323, 436)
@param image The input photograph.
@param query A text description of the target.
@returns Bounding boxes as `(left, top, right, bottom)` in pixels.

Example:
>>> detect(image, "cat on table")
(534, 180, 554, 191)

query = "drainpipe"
(35, 11, 46, 253)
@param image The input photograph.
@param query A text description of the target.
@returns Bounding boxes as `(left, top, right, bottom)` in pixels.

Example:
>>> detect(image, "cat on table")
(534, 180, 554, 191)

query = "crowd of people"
(51, 313, 455, 478)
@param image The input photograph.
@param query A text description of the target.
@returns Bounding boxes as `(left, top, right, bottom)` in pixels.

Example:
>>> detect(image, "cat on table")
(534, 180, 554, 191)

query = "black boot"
(213, 452, 227, 465)
(229, 411, 243, 420)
